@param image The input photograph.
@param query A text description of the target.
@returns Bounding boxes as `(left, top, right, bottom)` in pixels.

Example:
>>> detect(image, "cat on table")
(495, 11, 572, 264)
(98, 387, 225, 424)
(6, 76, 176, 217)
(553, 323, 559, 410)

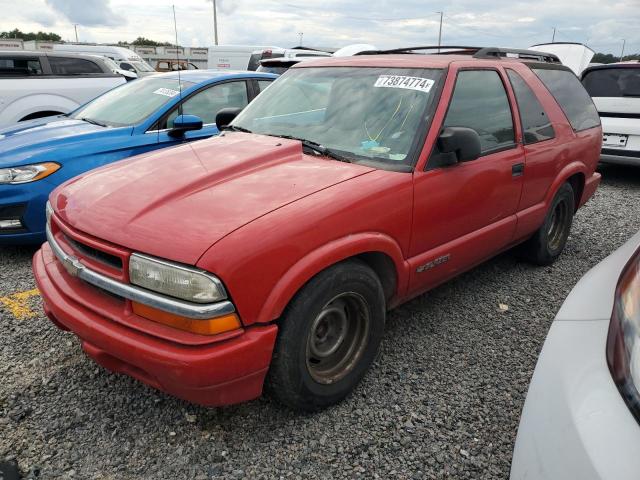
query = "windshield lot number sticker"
(374, 75, 435, 93)
(153, 88, 180, 97)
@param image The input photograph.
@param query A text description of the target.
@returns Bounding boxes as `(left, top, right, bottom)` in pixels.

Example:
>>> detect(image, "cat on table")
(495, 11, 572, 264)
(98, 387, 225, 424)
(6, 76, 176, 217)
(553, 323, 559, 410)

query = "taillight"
(606, 247, 640, 422)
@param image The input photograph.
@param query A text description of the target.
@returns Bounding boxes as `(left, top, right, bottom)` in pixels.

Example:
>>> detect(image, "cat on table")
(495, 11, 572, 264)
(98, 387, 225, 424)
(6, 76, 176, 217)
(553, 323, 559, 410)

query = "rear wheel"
(267, 260, 385, 411)
(522, 182, 575, 265)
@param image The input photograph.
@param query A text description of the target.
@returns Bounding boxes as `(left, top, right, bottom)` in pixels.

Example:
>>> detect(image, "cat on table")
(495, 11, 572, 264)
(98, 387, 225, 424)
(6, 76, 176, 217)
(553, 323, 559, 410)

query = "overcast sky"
(2, 0, 638, 54)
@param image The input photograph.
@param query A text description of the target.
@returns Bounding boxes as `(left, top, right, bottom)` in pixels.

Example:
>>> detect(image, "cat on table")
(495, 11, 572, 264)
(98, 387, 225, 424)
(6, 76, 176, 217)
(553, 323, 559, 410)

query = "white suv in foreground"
(582, 62, 640, 165)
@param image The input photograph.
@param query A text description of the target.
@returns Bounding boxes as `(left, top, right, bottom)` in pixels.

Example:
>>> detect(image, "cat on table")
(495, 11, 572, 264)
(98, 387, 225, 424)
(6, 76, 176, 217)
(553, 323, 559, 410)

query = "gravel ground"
(1, 164, 640, 480)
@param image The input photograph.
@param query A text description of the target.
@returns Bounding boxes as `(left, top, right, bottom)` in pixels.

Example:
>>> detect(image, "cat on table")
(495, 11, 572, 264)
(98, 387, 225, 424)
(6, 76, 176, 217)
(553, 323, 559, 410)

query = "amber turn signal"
(132, 302, 241, 335)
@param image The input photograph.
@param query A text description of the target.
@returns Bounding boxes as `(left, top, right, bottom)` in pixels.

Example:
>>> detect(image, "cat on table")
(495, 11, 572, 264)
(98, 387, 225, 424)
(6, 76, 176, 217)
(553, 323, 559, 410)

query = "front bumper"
(33, 244, 278, 406)
(0, 183, 52, 245)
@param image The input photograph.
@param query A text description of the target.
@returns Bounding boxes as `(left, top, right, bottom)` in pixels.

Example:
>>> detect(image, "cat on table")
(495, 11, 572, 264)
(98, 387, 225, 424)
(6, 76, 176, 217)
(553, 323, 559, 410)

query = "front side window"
(507, 69, 555, 144)
(233, 67, 444, 168)
(443, 69, 515, 153)
(166, 81, 249, 127)
(49, 57, 103, 75)
(532, 66, 600, 131)
(70, 77, 195, 127)
(582, 67, 640, 98)
(0, 57, 42, 76)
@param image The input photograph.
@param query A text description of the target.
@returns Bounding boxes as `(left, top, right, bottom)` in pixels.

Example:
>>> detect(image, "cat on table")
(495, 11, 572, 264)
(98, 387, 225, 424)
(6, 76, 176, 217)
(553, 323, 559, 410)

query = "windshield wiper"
(228, 125, 252, 133)
(268, 134, 353, 163)
(80, 117, 108, 127)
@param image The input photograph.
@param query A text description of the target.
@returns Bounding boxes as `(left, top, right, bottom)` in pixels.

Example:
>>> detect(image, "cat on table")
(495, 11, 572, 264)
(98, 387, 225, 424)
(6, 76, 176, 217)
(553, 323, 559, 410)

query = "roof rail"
(355, 45, 561, 64)
(472, 47, 561, 63)
(355, 46, 481, 55)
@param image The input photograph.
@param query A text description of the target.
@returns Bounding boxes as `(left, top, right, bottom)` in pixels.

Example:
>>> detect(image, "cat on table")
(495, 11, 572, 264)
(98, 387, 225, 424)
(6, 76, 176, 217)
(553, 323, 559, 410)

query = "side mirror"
(216, 107, 243, 130)
(168, 114, 203, 137)
(437, 127, 482, 164)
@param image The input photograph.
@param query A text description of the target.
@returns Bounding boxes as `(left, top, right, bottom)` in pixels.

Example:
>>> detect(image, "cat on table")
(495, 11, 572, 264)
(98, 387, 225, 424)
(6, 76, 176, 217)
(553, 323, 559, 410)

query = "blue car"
(0, 70, 277, 244)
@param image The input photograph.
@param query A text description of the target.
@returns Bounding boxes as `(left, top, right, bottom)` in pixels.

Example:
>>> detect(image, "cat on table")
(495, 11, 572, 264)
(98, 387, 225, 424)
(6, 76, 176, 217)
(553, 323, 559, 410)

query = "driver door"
(408, 66, 525, 297)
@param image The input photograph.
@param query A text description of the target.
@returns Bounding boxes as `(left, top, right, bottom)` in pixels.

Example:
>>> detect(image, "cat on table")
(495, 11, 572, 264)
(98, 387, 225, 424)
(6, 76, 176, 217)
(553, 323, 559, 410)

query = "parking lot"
(0, 164, 638, 479)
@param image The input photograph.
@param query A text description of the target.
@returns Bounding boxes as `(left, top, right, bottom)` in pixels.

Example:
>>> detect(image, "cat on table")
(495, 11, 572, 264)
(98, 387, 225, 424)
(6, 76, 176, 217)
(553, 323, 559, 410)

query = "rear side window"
(582, 67, 640, 98)
(443, 69, 515, 154)
(49, 57, 104, 75)
(532, 67, 600, 131)
(0, 57, 43, 76)
(507, 69, 555, 144)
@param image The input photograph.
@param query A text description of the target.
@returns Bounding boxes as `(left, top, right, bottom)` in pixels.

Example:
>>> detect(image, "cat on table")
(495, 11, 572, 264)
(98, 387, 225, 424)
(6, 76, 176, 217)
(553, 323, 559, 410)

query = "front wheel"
(266, 260, 386, 411)
(522, 182, 575, 265)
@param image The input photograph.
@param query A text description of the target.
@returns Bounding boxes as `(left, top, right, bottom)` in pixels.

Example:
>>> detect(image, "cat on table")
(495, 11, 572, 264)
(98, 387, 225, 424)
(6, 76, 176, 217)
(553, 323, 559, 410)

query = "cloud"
(10, 0, 639, 54)
(44, 0, 125, 27)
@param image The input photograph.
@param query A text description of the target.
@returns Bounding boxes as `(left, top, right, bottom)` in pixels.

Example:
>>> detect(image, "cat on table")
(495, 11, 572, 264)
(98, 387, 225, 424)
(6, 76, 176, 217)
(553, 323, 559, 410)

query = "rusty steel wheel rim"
(306, 292, 370, 385)
(547, 198, 571, 252)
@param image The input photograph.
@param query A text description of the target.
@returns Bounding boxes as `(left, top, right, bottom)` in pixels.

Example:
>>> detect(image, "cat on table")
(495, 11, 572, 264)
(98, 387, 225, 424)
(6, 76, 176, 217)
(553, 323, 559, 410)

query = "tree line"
(1, 28, 638, 63)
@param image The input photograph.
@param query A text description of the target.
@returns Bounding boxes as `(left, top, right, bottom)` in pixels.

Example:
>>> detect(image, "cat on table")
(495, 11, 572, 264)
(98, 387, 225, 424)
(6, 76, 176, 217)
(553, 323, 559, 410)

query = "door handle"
(512, 163, 524, 177)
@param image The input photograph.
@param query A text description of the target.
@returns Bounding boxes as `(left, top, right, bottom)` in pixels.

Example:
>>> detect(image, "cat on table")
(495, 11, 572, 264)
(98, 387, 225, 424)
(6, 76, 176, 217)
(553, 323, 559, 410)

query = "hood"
(0, 118, 133, 167)
(52, 133, 375, 264)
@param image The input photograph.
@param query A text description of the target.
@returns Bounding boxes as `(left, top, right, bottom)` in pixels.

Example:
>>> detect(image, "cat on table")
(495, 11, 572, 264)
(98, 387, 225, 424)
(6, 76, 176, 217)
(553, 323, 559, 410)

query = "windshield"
(582, 67, 640, 98)
(70, 77, 194, 127)
(233, 67, 443, 167)
(100, 57, 120, 71)
(130, 61, 156, 73)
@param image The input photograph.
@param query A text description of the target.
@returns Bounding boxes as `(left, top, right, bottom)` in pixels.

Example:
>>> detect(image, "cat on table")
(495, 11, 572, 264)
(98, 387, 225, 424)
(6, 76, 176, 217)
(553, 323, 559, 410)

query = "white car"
(582, 62, 640, 165)
(49, 43, 156, 77)
(0, 51, 126, 127)
(511, 229, 640, 480)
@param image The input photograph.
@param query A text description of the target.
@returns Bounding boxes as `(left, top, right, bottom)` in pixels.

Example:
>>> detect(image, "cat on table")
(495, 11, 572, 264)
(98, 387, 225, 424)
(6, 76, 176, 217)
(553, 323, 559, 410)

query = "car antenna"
(172, 5, 183, 116)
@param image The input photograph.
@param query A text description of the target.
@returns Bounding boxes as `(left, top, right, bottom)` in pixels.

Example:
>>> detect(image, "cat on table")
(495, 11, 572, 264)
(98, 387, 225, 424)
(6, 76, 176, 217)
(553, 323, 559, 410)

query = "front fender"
(254, 232, 410, 325)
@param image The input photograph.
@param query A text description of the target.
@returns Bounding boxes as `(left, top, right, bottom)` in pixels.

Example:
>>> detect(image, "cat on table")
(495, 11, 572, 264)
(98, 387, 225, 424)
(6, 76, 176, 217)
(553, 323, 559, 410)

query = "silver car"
(511, 229, 640, 479)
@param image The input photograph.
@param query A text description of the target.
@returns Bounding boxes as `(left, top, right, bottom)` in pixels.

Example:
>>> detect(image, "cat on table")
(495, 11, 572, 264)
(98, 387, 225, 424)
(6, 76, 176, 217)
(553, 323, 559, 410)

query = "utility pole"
(73, 24, 79, 42)
(552, 27, 556, 42)
(436, 11, 443, 53)
(297, 32, 303, 46)
(620, 39, 626, 61)
(211, 0, 218, 45)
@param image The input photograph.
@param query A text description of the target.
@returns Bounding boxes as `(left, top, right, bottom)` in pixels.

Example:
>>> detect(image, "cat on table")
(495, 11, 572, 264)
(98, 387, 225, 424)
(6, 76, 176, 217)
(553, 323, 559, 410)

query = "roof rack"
(356, 46, 480, 55)
(355, 45, 561, 64)
(473, 47, 560, 63)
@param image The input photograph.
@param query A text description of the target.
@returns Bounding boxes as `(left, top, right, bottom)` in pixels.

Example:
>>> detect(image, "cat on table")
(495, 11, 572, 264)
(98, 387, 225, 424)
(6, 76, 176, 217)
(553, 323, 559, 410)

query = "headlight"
(0, 162, 60, 184)
(607, 247, 640, 422)
(129, 253, 227, 304)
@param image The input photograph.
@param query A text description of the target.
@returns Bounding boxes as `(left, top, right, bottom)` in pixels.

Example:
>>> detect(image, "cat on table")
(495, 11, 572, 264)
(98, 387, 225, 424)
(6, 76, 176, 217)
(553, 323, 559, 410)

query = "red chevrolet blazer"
(34, 47, 602, 410)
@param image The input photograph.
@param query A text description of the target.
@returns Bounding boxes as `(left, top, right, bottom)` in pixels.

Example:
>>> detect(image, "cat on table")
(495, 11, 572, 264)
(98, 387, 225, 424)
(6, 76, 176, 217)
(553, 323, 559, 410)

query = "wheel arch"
(255, 233, 409, 325)
(545, 162, 588, 212)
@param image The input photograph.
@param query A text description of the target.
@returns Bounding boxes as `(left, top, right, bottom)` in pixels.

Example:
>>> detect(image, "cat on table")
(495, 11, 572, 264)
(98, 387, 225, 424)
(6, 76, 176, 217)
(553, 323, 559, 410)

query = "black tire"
(266, 260, 386, 411)
(522, 182, 575, 265)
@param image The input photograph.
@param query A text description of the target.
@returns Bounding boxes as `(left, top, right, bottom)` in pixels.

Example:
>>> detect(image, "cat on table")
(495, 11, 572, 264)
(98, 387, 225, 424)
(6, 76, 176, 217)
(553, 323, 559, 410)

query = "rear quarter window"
(49, 57, 104, 75)
(0, 57, 43, 76)
(532, 66, 600, 131)
(506, 69, 555, 144)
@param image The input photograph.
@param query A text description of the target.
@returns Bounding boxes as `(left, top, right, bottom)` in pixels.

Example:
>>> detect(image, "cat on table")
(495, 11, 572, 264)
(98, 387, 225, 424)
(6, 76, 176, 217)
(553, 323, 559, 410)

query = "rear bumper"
(579, 171, 601, 208)
(33, 245, 278, 406)
(600, 148, 640, 166)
